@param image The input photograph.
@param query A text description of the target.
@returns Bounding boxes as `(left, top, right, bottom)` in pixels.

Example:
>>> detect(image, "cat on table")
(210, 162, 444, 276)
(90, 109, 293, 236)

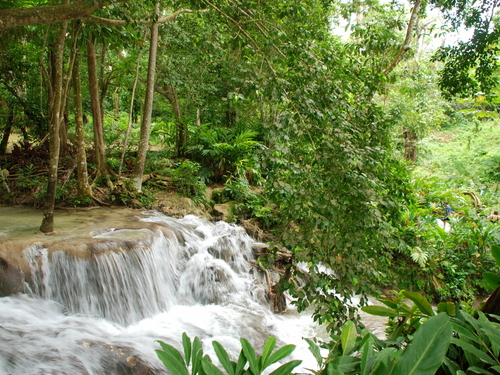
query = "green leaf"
(402, 291, 435, 316)
(360, 336, 375, 375)
(266, 345, 297, 367)
(340, 320, 358, 355)
(213, 341, 235, 375)
(451, 337, 497, 365)
(156, 341, 190, 375)
(305, 338, 323, 368)
(369, 347, 398, 374)
(442, 357, 460, 374)
(467, 366, 495, 374)
(201, 355, 225, 375)
(235, 351, 247, 375)
(452, 319, 481, 345)
(182, 332, 192, 366)
(241, 338, 260, 374)
(361, 306, 399, 317)
(392, 313, 452, 375)
(437, 302, 455, 315)
(330, 356, 361, 373)
(268, 360, 302, 375)
(491, 245, 500, 266)
(261, 336, 277, 369)
(483, 272, 500, 289)
(192, 337, 204, 375)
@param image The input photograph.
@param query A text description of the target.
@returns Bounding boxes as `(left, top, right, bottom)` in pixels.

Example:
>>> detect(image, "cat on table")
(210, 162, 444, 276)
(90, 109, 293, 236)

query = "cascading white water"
(0, 212, 325, 375)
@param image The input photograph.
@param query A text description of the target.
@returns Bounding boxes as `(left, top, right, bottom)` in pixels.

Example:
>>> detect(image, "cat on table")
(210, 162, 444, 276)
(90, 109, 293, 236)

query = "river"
(0, 207, 386, 375)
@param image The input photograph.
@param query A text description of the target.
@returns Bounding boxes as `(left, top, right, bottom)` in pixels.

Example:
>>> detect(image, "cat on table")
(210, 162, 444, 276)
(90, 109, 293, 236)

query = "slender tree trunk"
(40, 19, 67, 233)
(130, 3, 160, 192)
(403, 128, 418, 162)
(86, 36, 111, 185)
(60, 96, 69, 157)
(0, 108, 13, 155)
(157, 84, 186, 157)
(73, 45, 92, 201)
(119, 47, 143, 177)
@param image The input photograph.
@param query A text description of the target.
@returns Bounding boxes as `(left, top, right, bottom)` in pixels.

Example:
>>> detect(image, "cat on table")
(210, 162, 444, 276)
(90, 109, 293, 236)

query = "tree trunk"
(73, 44, 92, 201)
(481, 286, 500, 321)
(157, 84, 186, 157)
(59, 95, 69, 157)
(86, 36, 111, 185)
(0, 108, 13, 155)
(130, 3, 160, 192)
(403, 127, 418, 162)
(39, 19, 67, 233)
(119, 46, 143, 177)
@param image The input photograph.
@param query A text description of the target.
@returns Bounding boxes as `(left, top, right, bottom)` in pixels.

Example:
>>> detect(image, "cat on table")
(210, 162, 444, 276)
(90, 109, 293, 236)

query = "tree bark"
(0, 108, 13, 155)
(86, 35, 111, 185)
(403, 128, 418, 162)
(157, 84, 186, 157)
(383, 0, 423, 75)
(130, 3, 160, 192)
(73, 42, 92, 201)
(119, 46, 143, 177)
(39, 19, 67, 233)
(0, 0, 124, 31)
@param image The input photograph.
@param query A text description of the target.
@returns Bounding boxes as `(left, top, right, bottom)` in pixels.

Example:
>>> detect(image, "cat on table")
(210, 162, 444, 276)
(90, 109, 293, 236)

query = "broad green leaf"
(329, 356, 361, 373)
(451, 337, 497, 365)
(371, 349, 401, 375)
(467, 366, 495, 374)
(360, 336, 374, 375)
(483, 272, 500, 289)
(442, 357, 460, 374)
(241, 338, 260, 374)
(192, 337, 204, 375)
(235, 350, 247, 375)
(361, 306, 399, 317)
(452, 319, 481, 344)
(268, 360, 302, 375)
(201, 356, 225, 375)
(213, 341, 235, 375)
(369, 347, 398, 374)
(182, 332, 192, 366)
(266, 345, 296, 367)
(305, 338, 323, 367)
(340, 320, 358, 355)
(402, 291, 435, 316)
(437, 302, 455, 315)
(392, 313, 452, 375)
(491, 245, 500, 266)
(261, 336, 277, 369)
(156, 341, 190, 375)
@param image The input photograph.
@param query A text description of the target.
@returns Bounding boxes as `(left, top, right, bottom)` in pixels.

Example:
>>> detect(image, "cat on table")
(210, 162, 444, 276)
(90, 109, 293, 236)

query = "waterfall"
(0, 211, 325, 375)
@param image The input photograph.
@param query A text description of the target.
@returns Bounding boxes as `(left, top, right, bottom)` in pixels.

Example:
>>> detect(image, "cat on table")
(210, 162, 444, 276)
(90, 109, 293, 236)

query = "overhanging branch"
(383, 0, 422, 75)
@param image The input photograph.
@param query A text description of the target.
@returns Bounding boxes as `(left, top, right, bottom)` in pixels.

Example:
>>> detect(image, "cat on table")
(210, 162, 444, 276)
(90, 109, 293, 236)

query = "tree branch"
(383, 0, 422, 75)
(0, 0, 124, 31)
(80, 8, 208, 27)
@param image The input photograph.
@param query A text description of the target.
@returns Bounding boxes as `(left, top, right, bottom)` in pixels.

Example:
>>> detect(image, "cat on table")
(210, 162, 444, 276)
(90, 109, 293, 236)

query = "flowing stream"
(0, 210, 331, 375)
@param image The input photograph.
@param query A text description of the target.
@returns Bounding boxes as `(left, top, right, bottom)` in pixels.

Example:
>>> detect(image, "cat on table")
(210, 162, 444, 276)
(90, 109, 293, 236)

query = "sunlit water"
(1, 210, 342, 375)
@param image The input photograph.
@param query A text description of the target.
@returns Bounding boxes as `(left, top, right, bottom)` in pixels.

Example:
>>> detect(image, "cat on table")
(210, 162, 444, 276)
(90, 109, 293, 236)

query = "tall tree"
(39, 19, 68, 233)
(86, 34, 113, 187)
(72, 30, 92, 201)
(130, 2, 160, 192)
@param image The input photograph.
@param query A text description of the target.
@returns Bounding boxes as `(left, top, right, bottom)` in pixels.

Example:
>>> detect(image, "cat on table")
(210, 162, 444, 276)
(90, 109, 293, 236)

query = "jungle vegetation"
(2, 0, 500, 337)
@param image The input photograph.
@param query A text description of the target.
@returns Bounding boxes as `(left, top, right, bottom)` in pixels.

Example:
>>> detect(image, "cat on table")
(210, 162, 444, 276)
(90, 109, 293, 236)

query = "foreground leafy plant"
(156, 333, 301, 375)
(361, 290, 455, 343)
(307, 312, 452, 375)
